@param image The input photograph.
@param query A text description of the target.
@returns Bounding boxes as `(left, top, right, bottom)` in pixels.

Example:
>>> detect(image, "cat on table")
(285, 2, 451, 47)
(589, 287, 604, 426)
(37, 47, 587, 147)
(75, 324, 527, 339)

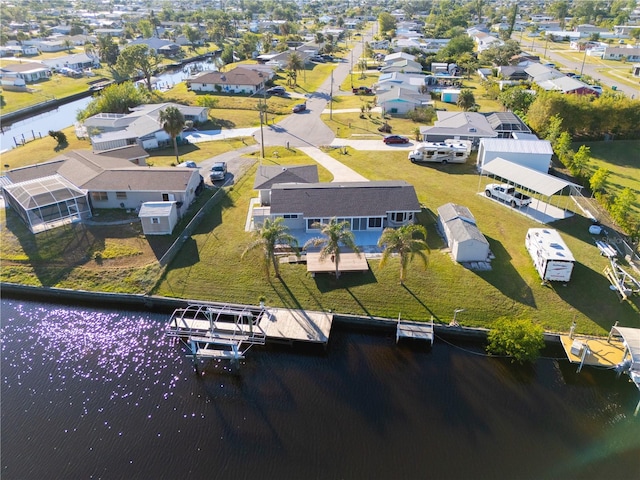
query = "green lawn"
(152, 146, 639, 335)
(578, 140, 640, 215)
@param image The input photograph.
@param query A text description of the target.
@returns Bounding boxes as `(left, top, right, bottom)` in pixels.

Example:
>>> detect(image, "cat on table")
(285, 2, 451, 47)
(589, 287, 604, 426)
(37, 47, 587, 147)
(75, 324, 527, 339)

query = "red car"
(383, 135, 409, 144)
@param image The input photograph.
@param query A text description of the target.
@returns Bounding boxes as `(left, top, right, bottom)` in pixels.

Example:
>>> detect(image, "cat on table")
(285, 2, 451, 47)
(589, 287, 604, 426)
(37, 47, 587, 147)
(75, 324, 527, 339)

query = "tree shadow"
(401, 284, 442, 322)
(473, 235, 537, 308)
(314, 268, 378, 292)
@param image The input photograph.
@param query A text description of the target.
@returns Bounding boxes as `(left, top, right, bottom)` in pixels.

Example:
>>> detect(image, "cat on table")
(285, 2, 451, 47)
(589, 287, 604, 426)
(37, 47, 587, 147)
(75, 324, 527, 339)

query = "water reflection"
(1, 299, 638, 480)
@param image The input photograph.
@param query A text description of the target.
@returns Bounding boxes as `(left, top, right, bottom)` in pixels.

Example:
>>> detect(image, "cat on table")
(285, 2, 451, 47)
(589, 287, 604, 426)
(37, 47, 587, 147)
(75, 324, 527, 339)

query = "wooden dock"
(259, 308, 333, 345)
(306, 251, 368, 276)
(559, 334, 625, 370)
(396, 318, 434, 346)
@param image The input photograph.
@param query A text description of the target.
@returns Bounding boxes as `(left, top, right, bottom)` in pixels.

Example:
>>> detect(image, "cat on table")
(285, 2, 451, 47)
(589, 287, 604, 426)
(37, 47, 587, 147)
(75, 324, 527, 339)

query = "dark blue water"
(1, 299, 638, 479)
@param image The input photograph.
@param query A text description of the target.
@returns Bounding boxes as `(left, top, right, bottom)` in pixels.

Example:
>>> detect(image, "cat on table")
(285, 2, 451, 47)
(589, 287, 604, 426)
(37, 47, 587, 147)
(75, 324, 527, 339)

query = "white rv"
(525, 228, 575, 282)
(408, 140, 471, 164)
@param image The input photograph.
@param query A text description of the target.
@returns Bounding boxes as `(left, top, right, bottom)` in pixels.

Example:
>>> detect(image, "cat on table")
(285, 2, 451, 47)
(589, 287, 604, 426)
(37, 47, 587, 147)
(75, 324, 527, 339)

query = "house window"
(162, 193, 169, 201)
(368, 217, 382, 229)
(352, 218, 367, 231)
(116, 192, 127, 199)
(151, 217, 160, 224)
(283, 214, 299, 219)
(391, 212, 407, 222)
(91, 191, 108, 201)
(307, 218, 321, 229)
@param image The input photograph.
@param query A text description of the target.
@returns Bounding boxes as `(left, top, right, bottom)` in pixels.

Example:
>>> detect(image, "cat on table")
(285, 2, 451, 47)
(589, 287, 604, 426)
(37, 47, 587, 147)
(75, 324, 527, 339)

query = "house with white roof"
(419, 112, 498, 147)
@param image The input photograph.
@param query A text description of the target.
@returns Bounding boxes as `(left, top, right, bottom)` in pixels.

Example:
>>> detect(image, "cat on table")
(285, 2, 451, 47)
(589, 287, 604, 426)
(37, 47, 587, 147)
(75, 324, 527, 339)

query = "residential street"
(525, 42, 639, 98)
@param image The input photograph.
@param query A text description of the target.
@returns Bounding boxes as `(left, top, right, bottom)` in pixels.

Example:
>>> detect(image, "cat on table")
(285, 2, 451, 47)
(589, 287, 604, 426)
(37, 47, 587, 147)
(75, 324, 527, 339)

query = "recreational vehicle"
(408, 140, 471, 164)
(525, 228, 575, 282)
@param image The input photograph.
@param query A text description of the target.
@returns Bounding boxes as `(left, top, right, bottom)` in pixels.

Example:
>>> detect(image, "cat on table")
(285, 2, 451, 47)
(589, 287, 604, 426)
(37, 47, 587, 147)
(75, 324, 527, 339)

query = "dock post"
(607, 321, 619, 343)
(577, 345, 590, 373)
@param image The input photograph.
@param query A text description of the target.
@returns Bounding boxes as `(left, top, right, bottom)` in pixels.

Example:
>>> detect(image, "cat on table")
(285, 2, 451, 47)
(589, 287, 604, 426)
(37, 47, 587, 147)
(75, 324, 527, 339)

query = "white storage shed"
(139, 201, 178, 235)
(437, 203, 490, 263)
(478, 138, 553, 173)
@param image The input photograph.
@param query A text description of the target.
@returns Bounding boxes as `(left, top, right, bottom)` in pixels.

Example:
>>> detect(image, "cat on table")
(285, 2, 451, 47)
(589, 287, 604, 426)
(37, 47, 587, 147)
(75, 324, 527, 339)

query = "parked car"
(353, 86, 373, 95)
(292, 103, 307, 113)
(177, 160, 198, 168)
(310, 55, 326, 63)
(383, 135, 409, 145)
(589, 85, 603, 94)
(267, 86, 286, 95)
(210, 162, 227, 181)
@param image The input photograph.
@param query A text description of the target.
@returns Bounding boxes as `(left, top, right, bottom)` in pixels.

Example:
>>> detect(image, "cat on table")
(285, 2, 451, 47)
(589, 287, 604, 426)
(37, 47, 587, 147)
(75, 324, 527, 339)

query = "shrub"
(48, 130, 67, 146)
(486, 318, 545, 364)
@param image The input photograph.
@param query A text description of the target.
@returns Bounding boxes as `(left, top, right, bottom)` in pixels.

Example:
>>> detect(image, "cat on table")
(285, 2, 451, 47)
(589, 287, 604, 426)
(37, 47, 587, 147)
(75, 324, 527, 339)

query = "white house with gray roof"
(420, 111, 498, 147)
(83, 103, 209, 151)
(251, 181, 421, 244)
(2, 147, 201, 233)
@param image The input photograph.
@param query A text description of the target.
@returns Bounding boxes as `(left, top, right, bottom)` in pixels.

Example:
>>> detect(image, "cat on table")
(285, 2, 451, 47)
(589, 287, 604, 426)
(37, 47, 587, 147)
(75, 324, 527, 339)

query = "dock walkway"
(396, 318, 434, 346)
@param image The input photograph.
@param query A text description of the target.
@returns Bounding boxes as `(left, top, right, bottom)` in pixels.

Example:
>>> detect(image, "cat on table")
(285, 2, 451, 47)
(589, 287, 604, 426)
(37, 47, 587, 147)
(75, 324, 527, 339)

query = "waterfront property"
(2, 146, 201, 233)
(250, 180, 422, 248)
(82, 103, 209, 151)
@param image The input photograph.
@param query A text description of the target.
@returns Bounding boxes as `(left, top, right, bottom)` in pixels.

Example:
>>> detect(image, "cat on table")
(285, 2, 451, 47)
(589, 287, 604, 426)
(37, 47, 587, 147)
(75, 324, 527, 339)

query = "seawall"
(0, 282, 562, 344)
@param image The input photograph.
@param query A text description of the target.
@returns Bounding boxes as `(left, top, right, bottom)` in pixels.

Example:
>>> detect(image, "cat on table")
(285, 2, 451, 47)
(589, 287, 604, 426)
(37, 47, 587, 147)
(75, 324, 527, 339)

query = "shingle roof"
(437, 203, 476, 225)
(269, 181, 421, 218)
(191, 67, 265, 86)
(253, 165, 319, 190)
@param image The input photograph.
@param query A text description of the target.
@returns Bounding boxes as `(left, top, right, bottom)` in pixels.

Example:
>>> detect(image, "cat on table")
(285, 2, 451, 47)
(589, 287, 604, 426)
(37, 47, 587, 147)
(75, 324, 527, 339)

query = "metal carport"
(478, 157, 583, 223)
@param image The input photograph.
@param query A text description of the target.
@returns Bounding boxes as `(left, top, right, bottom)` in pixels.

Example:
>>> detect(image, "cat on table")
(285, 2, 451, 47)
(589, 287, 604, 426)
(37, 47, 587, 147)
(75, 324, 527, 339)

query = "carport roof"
(481, 157, 581, 197)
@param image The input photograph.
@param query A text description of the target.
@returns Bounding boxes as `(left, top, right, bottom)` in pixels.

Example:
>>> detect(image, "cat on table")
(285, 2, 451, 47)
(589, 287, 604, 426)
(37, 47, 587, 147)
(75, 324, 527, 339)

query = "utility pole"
(350, 49, 353, 89)
(330, 71, 333, 120)
(580, 47, 588, 77)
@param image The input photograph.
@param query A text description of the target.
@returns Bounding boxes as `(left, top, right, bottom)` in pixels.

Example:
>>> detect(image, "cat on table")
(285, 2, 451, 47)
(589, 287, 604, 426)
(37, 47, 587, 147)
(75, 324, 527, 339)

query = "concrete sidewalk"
(184, 127, 257, 144)
(297, 146, 368, 182)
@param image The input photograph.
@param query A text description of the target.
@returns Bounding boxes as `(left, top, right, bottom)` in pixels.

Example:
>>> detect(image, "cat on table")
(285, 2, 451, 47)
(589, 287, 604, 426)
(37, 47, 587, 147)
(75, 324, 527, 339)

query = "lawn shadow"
(3, 209, 107, 286)
(549, 261, 640, 331)
(314, 268, 378, 292)
(474, 235, 537, 308)
(401, 284, 442, 323)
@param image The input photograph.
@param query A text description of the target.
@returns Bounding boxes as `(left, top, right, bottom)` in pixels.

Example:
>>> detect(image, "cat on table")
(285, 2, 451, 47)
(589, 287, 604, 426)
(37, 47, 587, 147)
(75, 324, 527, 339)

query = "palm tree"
(242, 217, 299, 278)
(286, 52, 304, 86)
(304, 218, 360, 279)
(456, 89, 476, 111)
(158, 106, 185, 163)
(378, 224, 430, 284)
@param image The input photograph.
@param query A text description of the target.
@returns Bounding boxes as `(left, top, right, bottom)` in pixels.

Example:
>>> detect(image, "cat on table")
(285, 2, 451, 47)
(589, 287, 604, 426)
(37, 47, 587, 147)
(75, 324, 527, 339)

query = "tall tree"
(378, 224, 429, 284)
(457, 89, 476, 111)
(115, 44, 160, 92)
(97, 34, 120, 66)
(158, 106, 186, 163)
(304, 218, 361, 279)
(548, 1, 569, 30)
(242, 217, 299, 278)
(286, 52, 304, 86)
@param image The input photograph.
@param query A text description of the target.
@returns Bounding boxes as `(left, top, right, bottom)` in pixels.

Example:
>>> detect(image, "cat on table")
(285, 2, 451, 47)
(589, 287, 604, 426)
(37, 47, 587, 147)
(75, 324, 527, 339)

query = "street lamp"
(451, 308, 465, 326)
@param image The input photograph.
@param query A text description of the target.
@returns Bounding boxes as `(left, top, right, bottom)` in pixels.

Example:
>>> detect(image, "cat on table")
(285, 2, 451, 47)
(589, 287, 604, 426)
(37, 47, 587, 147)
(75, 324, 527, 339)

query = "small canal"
(1, 298, 638, 479)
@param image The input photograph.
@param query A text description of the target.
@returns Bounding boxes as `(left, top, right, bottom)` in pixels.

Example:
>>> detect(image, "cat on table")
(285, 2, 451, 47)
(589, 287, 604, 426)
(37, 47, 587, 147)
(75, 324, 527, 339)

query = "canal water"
(0, 61, 216, 151)
(1, 298, 638, 479)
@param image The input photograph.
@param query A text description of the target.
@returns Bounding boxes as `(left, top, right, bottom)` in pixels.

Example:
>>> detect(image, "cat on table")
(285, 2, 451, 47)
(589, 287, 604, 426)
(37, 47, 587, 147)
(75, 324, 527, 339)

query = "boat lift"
(603, 257, 640, 302)
(166, 303, 267, 366)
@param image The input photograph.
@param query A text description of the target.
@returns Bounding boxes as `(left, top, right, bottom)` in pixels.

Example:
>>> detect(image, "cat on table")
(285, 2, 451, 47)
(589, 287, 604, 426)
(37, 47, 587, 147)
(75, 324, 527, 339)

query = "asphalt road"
(523, 39, 639, 98)
(260, 26, 375, 149)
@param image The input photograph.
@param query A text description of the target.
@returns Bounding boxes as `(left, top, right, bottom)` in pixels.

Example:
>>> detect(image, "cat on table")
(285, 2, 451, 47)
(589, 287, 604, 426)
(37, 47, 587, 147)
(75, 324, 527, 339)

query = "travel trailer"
(525, 228, 575, 282)
(408, 140, 471, 164)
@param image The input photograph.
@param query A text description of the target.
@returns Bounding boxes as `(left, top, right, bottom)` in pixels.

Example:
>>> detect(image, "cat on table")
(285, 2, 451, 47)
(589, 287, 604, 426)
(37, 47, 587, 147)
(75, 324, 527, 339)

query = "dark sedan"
(383, 135, 409, 145)
(292, 103, 307, 113)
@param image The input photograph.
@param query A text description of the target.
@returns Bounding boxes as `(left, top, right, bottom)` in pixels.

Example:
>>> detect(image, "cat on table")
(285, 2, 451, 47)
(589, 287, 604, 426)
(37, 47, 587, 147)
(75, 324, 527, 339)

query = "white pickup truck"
(485, 183, 532, 208)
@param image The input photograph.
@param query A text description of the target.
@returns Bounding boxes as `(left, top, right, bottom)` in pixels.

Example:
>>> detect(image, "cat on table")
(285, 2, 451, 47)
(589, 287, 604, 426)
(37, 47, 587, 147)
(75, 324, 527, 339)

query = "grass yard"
(578, 140, 640, 215)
